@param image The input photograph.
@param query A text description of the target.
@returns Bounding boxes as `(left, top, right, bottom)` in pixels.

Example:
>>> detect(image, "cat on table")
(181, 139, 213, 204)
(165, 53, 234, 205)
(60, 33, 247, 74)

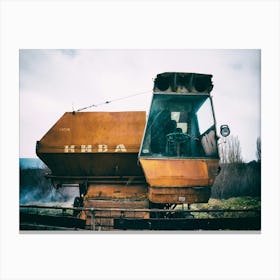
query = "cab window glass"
(140, 94, 218, 158)
(197, 98, 214, 134)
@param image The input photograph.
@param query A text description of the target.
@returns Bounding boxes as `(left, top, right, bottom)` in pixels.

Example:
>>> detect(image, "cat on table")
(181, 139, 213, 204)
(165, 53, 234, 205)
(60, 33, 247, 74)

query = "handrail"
(20, 204, 261, 213)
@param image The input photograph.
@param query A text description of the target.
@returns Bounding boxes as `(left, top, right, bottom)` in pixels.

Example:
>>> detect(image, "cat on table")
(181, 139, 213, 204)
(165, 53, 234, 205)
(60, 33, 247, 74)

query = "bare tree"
(256, 137, 261, 162)
(213, 136, 261, 199)
(219, 135, 243, 164)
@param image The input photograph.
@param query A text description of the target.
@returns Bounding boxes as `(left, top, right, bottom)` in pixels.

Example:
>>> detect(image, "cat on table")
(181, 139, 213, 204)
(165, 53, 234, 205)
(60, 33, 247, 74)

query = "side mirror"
(220, 125, 230, 137)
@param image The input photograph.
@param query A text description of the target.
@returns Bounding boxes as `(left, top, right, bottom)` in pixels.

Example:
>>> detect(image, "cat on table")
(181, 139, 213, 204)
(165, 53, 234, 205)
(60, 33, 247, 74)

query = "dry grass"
(187, 196, 261, 218)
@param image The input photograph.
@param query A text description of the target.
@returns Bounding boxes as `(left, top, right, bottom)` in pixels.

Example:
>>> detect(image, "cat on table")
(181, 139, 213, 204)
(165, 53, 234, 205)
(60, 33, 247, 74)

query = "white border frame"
(1, 1, 279, 279)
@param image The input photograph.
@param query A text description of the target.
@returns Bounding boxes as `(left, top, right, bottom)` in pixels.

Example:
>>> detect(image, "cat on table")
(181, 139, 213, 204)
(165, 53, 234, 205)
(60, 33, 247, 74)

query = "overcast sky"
(19, 49, 260, 162)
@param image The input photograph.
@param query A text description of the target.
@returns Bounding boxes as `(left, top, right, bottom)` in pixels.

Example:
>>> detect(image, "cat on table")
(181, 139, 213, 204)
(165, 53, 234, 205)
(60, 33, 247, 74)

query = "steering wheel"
(166, 132, 191, 143)
(166, 132, 190, 156)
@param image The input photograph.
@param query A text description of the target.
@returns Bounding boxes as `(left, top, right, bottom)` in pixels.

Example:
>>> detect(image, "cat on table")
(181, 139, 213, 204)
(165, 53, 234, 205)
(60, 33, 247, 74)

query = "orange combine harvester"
(36, 72, 230, 229)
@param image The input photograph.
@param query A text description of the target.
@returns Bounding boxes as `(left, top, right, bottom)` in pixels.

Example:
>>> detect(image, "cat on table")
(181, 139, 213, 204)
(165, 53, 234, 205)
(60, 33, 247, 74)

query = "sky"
(19, 49, 260, 162)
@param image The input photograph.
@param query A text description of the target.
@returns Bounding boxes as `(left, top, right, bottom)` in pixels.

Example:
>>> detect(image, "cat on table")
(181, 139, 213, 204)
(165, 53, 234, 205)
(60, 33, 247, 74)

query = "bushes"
(211, 136, 261, 199)
(211, 161, 261, 199)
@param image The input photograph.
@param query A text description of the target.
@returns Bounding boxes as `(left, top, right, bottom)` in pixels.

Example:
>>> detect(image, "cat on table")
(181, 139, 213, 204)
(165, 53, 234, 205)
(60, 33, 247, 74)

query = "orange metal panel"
(148, 186, 211, 204)
(85, 185, 148, 200)
(139, 158, 219, 187)
(38, 153, 144, 176)
(36, 111, 146, 177)
(83, 199, 149, 209)
(82, 199, 150, 227)
(39, 112, 146, 153)
(38, 111, 146, 153)
(206, 160, 221, 185)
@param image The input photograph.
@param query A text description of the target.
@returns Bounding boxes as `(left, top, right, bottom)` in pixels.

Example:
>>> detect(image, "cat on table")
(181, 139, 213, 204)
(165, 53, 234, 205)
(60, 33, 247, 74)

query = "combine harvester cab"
(139, 72, 230, 207)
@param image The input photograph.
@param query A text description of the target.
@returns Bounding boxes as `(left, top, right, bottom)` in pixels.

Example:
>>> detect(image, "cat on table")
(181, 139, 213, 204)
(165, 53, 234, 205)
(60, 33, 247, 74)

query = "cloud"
(20, 49, 260, 161)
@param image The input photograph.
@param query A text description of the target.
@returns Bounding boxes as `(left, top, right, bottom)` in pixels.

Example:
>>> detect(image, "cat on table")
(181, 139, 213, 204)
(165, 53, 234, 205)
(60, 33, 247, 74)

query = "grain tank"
(36, 112, 149, 227)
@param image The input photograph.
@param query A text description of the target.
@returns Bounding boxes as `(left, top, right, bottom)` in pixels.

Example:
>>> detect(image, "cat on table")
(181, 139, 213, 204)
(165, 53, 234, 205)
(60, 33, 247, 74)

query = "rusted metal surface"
(36, 111, 146, 176)
(37, 111, 146, 153)
(83, 199, 149, 209)
(139, 158, 219, 187)
(85, 185, 148, 200)
(39, 153, 144, 177)
(81, 199, 150, 228)
(148, 186, 211, 204)
(81, 183, 149, 228)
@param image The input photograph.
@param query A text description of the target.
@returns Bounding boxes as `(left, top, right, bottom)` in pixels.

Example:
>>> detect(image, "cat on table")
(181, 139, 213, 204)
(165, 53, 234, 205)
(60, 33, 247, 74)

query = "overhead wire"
(73, 90, 151, 113)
